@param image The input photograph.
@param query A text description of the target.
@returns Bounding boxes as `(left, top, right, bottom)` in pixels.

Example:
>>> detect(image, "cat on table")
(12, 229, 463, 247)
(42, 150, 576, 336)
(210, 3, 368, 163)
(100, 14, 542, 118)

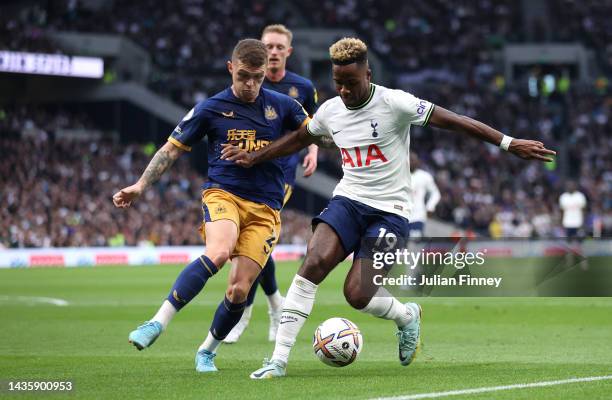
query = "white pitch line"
(369, 375, 612, 400)
(0, 295, 69, 306)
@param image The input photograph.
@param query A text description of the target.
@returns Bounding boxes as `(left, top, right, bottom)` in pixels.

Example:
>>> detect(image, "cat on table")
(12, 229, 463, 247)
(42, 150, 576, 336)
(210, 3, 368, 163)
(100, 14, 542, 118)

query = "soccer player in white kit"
(221, 38, 555, 378)
(559, 180, 589, 269)
(559, 180, 587, 239)
(408, 152, 441, 238)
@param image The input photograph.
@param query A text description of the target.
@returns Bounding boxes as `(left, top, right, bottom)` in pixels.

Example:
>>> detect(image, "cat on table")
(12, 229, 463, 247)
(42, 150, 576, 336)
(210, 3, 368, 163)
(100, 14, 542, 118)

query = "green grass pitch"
(1, 261, 611, 399)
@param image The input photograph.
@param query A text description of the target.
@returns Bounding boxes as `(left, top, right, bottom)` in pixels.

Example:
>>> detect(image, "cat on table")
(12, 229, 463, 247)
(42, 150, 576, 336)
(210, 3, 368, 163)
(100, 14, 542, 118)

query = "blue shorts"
(565, 228, 582, 240)
(408, 221, 425, 239)
(312, 196, 410, 259)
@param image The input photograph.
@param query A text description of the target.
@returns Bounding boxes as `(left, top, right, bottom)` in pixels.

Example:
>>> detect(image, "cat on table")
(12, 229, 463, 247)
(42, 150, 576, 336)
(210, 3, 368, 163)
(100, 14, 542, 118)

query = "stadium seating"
(1, 1, 610, 247)
(0, 107, 313, 248)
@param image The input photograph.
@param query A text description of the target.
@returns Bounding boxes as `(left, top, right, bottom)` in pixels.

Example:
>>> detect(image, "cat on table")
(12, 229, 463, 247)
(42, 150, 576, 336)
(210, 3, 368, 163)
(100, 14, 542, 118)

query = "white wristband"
(499, 135, 514, 151)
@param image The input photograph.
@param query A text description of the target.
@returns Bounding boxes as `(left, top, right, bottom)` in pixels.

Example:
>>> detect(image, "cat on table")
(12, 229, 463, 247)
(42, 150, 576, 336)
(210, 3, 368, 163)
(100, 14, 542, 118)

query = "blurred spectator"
(559, 180, 587, 238)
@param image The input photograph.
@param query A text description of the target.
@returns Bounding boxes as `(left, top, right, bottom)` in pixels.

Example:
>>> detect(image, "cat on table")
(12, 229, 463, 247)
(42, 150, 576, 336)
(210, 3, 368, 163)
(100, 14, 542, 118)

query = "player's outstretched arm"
(112, 141, 185, 208)
(221, 124, 315, 167)
(428, 106, 556, 162)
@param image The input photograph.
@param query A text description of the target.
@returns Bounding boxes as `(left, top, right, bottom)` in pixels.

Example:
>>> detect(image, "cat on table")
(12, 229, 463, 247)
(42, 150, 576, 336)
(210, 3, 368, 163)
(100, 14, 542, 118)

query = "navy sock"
(209, 296, 247, 340)
(259, 256, 279, 296)
(167, 255, 218, 311)
(246, 275, 259, 307)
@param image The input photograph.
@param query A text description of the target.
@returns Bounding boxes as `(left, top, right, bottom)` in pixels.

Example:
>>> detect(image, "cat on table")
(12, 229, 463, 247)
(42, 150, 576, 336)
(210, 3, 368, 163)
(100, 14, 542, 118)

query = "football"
(313, 318, 363, 367)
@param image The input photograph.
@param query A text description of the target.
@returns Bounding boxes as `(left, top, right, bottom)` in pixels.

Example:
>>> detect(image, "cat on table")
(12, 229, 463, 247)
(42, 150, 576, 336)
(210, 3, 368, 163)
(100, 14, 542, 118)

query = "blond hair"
(261, 24, 293, 44)
(329, 37, 368, 65)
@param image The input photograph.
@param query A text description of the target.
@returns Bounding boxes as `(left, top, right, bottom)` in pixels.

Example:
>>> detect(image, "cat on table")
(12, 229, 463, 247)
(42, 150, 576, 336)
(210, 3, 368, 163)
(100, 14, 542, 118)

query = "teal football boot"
(195, 349, 218, 372)
(128, 321, 162, 350)
(397, 303, 422, 366)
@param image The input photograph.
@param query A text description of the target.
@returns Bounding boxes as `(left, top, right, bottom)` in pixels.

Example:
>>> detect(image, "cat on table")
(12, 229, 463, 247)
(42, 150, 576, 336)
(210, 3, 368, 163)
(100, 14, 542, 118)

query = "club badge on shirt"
(265, 106, 278, 120)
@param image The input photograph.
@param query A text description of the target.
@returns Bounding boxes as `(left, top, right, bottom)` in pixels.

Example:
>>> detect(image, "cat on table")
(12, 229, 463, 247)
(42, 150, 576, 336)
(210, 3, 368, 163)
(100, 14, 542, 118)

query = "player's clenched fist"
(112, 183, 143, 208)
(220, 143, 255, 167)
(508, 139, 556, 162)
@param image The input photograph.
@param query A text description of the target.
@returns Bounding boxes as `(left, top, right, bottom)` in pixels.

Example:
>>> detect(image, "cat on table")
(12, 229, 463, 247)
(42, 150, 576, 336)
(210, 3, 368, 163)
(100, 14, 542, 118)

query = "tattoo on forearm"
(140, 149, 177, 188)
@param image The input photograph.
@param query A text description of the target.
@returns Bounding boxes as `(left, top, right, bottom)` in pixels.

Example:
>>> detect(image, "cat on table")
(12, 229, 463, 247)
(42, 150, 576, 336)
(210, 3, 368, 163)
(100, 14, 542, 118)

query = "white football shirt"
(559, 191, 587, 228)
(307, 83, 434, 219)
(410, 168, 441, 223)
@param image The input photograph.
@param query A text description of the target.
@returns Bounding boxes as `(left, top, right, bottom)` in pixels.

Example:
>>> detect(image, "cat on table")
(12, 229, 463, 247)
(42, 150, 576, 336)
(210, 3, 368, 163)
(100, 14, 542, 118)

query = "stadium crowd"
(1, 0, 295, 106)
(408, 85, 610, 238)
(1, 0, 526, 105)
(2, 84, 609, 249)
(549, 0, 612, 73)
(0, 4, 58, 54)
(6, 1, 610, 104)
(1, 1, 610, 247)
(301, 0, 521, 76)
(0, 108, 314, 248)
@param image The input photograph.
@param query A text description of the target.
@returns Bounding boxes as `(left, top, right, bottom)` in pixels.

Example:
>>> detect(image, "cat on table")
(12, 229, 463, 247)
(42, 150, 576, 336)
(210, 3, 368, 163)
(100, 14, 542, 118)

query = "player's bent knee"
(344, 291, 370, 310)
(300, 253, 333, 283)
(205, 248, 231, 268)
(226, 282, 250, 303)
(343, 279, 370, 310)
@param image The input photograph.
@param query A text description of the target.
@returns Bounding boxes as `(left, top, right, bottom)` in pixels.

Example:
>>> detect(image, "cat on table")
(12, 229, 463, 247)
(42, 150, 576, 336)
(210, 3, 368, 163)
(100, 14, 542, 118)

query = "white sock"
(266, 290, 284, 311)
(199, 332, 222, 353)
(151, 300, 177, 330)
(236, 304, 253, 326)
(360, 294, 414, 327)
(242, 304, 253, 321)
(271, 275, 318, 364)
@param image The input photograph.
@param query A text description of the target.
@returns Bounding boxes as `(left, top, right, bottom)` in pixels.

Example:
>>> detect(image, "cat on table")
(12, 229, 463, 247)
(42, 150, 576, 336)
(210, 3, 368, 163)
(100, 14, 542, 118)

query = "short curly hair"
(329, 37, 368, 65)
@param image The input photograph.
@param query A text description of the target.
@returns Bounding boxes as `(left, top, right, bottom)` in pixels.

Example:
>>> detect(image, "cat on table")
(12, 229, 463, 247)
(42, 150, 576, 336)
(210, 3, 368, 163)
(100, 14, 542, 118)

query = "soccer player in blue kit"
(224, 24, 320, 344)
(112, 39, 310, 372)
(221, 37, 555, 378)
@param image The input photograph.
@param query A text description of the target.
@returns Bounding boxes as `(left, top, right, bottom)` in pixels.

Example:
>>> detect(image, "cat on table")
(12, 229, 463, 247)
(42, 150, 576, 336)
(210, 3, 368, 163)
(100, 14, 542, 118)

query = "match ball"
(313, 317, 363, 367)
